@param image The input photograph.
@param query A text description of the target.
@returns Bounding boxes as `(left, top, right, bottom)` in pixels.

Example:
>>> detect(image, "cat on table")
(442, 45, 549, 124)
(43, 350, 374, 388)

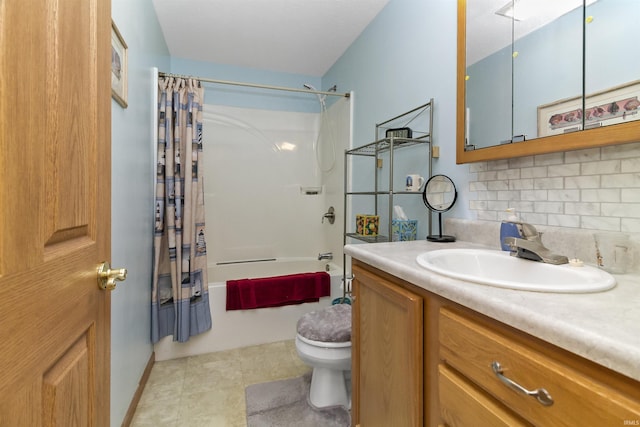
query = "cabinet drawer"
(439, 364, 530, 427)
(439, 308, 640, 427)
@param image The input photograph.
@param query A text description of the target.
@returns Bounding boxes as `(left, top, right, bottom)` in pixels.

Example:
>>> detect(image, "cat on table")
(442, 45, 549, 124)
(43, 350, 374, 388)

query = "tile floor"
(131, 339, 311, 427)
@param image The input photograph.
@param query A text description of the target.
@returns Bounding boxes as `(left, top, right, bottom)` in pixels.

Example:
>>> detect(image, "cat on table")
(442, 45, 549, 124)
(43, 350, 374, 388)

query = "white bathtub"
(154, 258, 344, 361)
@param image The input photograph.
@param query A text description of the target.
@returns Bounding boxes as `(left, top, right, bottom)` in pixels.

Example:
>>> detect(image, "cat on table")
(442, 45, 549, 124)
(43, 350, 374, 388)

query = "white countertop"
(345, 239, 640, 382)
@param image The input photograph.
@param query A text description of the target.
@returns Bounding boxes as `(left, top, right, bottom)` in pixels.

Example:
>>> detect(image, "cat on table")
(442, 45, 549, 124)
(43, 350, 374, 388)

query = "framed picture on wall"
(111, 20, 128, 108)
(538, 80, 640, 137)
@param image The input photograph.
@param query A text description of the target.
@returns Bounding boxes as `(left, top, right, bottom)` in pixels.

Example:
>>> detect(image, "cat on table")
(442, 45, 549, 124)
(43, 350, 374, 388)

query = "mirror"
(422, 175, 457, 242)
(457, 0, 640, 164)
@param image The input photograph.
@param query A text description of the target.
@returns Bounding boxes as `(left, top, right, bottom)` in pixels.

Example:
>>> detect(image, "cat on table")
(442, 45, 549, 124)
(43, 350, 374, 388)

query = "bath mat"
(245, 373, 350, 427)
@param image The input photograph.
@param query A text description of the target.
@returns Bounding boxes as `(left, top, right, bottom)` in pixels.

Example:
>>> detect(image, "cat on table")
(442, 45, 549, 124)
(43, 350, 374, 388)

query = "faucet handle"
(322, 206, 335, 224)
(520, 222, 539, 240)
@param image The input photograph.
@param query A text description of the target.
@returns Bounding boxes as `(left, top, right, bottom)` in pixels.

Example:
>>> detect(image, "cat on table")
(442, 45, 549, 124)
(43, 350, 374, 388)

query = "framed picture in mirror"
(538, 80, 640, 138)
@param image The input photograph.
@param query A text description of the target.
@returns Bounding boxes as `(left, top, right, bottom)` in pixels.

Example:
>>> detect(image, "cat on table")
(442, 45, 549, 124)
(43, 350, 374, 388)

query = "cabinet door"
(352, 265, 423, 427)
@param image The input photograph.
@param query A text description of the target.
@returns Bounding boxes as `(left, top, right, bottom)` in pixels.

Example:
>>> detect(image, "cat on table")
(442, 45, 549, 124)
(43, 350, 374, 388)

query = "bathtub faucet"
(318, 252, 333, 261)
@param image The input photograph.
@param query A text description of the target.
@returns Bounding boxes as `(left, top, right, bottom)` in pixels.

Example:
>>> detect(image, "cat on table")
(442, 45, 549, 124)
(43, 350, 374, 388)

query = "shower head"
(303, 83, 317, 91)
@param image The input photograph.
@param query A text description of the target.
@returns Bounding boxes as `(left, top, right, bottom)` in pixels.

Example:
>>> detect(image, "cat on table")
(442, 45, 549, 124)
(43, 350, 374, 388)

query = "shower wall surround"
(202, 98, 350, 264)
(468, 142, 640, 232)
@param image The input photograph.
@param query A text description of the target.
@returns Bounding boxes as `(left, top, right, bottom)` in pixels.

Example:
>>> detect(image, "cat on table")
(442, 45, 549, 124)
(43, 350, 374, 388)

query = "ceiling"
(152, 0, 391, 77)
(152, 1, 590, 77)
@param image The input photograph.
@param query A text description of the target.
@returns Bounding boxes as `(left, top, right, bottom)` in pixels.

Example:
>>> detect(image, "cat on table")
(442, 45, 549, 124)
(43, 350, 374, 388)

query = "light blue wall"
(170, 57, 323, 113)
(323, 0, 471, 234)
(110, 0, 169, 425)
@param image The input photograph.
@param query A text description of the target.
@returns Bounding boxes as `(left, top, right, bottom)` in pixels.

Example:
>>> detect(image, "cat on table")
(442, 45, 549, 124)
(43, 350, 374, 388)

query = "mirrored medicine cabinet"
(456, 0, 640, 164)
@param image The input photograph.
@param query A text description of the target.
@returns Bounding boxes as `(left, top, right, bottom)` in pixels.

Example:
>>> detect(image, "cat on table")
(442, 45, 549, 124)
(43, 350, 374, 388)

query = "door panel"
(352, 265, 423, 427)
(0, 0, 112, 425)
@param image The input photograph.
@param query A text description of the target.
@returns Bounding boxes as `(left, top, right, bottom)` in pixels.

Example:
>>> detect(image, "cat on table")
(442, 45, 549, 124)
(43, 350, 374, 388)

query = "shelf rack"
(340, 100, 434, 300)
(343, 100, 434, 244)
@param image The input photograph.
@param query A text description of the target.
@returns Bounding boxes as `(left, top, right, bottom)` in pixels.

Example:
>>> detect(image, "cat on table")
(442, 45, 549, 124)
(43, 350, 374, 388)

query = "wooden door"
(0, 0, 112, 425)
(352, 264, 424, 427)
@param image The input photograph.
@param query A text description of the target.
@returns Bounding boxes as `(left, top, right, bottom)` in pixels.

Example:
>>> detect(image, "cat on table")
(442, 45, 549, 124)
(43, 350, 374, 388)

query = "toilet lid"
(296, 304, 351, 343)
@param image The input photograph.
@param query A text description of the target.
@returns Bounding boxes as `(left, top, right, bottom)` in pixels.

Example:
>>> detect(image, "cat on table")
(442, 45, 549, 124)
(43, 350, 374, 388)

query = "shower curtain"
(152, 77, 212, 343)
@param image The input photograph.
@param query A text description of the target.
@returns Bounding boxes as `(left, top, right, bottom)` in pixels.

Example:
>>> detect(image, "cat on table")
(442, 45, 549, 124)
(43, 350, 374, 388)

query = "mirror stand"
(428, 212, 456, 242)
(423, 174, 458, 243)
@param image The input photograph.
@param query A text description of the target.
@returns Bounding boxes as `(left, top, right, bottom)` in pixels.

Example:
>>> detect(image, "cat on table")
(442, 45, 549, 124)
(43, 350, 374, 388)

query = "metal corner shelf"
(343, 100, 434, 258)
(345, 136, 430, 157)
(345, 233, 391, 243)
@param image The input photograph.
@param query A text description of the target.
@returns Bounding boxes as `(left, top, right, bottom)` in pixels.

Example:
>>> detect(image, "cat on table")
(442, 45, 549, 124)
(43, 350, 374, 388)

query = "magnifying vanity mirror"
(422, 175, 457, 242)
(457, 0, 640, 164)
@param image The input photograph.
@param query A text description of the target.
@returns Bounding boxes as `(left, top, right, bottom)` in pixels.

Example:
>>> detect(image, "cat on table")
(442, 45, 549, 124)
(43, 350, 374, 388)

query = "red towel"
(226, 271, 330, 310)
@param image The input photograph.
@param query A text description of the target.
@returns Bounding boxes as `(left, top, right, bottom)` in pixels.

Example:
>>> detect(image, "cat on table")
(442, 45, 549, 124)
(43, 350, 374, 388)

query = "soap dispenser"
(500, 208, 522, 251)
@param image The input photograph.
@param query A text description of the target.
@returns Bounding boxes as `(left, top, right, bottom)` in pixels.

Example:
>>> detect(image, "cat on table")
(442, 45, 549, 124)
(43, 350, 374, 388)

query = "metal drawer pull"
(491, 361, 554, 406)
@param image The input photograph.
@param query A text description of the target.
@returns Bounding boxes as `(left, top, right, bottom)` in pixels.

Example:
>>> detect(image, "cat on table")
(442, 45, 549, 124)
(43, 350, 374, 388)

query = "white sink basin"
(416, 249, 616, 293)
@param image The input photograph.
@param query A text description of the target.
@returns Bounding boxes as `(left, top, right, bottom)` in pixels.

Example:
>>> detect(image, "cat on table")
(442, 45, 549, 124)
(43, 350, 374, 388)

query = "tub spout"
(318, 252, 333, 261)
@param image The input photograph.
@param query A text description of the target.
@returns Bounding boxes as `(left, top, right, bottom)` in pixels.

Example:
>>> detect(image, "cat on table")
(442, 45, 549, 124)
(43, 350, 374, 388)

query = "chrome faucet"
(318, 252, 333, 261)
(503, 222, 568, 265)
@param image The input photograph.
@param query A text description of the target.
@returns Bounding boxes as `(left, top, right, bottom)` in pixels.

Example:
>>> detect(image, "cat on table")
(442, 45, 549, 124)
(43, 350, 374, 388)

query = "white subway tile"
(548, 214, 580, 228)
(488, 200, 510, 211)
(508, 156, 534, 169)
(509, 179, 534, 190)
(519, 212, 548, 225)
(497, 190, 520, 201)
(469, 181, 487, 192)
(534, 177, 564, 190)
(477, 171, 498, 181)
(497, 168, 521, 180)
(565, 202, 600, 216)
(488, 180, 509, 191)
(621, 189, 640, 203)
(601, 173, 640, 188)
(565, 147, 600, 163)
(487, 159, 509, 170)
(548, 189, 580, 202)
(548, 163, 580, 177)
(469, 162, 487, 173)
(581, 160, 621, 175)
(565, 175, 600, 189)
(476, 190, 498, 200)
(602, 203, 640, 218)
(521, 189, 548, 201)
(520, 166, 547, 179)
(535, 201, 564, 214)
(602, 142, 640, 159)
(534, 152, 564, 166)
(582, 189, 620, 202)
(512, 201, 535, 212)
(465, 144, 640, 237)
(621, 158, 640, 173)
(581, 216, 620, 231)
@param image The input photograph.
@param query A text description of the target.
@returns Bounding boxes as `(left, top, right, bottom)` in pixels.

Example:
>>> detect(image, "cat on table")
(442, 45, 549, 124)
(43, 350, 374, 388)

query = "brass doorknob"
(97, 261, 127, 291)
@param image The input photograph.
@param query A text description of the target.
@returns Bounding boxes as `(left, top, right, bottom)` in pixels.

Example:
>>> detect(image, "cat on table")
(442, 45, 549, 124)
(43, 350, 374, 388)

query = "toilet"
(295, 303, 352, 409)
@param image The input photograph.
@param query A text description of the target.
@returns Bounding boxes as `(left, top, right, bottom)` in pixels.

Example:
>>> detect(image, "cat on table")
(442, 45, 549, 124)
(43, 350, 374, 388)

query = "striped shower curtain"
(152, 77, 212, 343)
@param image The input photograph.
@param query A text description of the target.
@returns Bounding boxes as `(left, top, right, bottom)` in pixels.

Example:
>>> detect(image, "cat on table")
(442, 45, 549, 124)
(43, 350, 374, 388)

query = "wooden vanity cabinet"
(351, 260, 640, 427)
(438, 307, 640, 427)
(351, 263, 424, 427)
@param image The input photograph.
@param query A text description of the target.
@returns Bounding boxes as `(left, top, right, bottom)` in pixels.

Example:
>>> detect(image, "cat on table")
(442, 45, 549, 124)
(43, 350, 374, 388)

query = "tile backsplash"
(468, 142, 640, 232)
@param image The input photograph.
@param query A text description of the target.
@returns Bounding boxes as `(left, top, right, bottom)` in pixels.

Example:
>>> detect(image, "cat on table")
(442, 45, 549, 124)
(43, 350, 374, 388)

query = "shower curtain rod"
(158, 71, 350, 98)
